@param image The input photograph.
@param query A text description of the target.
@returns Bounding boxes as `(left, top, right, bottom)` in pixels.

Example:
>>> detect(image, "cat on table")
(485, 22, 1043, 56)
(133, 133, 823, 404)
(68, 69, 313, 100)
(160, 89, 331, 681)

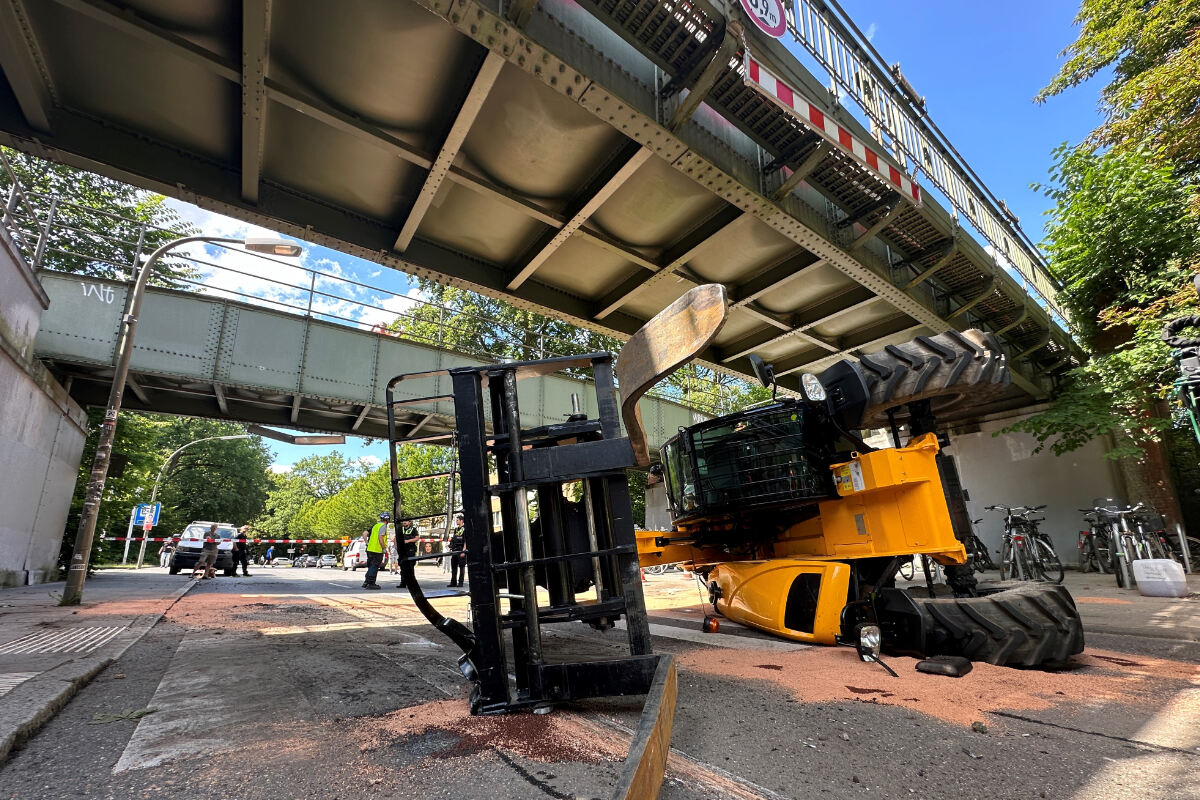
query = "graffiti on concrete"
(80, 282, 116, 304)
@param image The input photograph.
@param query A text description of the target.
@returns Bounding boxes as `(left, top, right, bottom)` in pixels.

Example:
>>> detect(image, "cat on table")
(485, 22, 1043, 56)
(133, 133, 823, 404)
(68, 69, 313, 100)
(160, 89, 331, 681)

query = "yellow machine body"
(708, 560, 850, 644)
(636, 433, 966, 643)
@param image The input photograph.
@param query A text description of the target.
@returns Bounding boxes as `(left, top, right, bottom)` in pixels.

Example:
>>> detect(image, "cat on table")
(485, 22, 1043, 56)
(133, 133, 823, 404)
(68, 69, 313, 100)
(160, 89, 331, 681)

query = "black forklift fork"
(385, 353, 659, 714)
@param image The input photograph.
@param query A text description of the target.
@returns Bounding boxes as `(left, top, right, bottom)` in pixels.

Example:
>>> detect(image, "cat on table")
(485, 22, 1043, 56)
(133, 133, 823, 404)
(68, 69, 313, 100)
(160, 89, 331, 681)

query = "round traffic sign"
(740, 0, 786, 38)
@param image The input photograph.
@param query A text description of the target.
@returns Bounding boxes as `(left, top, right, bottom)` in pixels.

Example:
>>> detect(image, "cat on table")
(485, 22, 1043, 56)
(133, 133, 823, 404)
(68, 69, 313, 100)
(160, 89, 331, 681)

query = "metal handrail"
(779, 0, 1063, 320)
(1, 185, 745, 412)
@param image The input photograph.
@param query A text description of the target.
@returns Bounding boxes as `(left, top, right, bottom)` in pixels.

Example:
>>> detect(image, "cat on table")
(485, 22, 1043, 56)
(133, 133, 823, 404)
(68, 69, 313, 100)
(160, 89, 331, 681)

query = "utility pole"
(61, 235, 303, 605)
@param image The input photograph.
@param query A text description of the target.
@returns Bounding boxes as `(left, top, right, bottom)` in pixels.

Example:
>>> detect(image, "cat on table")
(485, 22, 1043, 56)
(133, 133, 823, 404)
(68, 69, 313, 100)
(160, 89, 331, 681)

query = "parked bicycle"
(986, 504, 1064, 583)
(1077, 506, 1113, 574)
(965, 518, 996, 572)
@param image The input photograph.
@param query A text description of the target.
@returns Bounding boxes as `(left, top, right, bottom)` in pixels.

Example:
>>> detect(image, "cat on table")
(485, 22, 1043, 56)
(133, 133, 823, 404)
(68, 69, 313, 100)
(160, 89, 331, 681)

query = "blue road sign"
(133, 503, 161, 526)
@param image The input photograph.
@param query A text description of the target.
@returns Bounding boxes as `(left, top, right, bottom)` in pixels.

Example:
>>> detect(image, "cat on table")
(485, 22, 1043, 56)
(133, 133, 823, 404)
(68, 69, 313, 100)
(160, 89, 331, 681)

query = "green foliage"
(1005, 146, 1200, 455)
(62, 413, 274, 574)
(0, 147, 198, 286)
(1037, 0, 1200, 170)
(253, 453, 364, 537)
(289, 445, 455, 540)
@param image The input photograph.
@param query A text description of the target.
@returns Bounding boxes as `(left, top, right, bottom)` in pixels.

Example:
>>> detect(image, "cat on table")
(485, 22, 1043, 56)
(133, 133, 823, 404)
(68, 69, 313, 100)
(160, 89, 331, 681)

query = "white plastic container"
(1132, 559, 1189, 598)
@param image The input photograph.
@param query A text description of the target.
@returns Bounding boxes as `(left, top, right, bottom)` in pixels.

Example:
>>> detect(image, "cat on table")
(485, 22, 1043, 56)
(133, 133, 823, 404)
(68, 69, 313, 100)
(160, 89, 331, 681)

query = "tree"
(388, 279, 768, 416)
(290, 445, 455, 540)
(1037, 0, 1200, 171)
(1006, 146, 1200, 457)
(60, 412, 274, 572)
(0, 147, 198, 286)
(254, 452, 363, 537)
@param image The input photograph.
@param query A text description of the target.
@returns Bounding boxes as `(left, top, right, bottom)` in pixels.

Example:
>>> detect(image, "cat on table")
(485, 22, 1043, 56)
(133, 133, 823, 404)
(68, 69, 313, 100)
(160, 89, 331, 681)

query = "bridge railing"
(0, 178, 749, 415)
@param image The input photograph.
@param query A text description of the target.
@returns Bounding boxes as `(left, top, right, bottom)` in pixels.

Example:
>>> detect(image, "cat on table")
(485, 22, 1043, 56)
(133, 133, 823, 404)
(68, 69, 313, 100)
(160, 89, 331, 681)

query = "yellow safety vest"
(368, 522, 388, 553)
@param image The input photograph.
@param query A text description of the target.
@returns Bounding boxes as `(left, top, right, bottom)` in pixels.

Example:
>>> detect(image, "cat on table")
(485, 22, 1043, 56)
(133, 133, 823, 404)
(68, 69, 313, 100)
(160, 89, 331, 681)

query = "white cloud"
(356, 455, 383, 469)
(865, 22, 877, 42)
(269, 463, 293, 474)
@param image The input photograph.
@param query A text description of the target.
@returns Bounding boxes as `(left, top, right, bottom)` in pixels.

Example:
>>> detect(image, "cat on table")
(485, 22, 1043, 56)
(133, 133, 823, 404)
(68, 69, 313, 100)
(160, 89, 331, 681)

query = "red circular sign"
(740, 0, 786, 38)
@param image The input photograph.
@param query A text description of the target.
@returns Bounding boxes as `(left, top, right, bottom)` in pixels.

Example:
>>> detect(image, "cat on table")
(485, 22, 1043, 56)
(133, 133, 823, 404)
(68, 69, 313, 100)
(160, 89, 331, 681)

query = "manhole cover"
(0, 626, 125, 655)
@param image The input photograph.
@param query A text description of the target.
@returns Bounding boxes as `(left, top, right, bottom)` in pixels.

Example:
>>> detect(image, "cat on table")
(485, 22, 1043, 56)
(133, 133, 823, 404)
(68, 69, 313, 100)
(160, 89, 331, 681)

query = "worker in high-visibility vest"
(362, 511, 390, 590)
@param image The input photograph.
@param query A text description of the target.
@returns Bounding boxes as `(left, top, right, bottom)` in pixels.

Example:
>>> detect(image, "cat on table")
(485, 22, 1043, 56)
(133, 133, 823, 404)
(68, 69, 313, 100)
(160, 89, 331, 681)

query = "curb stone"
(0, 577, 198, 764)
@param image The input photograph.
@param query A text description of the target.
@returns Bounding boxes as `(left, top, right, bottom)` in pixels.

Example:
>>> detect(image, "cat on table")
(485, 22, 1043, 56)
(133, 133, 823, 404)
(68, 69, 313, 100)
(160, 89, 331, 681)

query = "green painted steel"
(34, 272, 700, 449)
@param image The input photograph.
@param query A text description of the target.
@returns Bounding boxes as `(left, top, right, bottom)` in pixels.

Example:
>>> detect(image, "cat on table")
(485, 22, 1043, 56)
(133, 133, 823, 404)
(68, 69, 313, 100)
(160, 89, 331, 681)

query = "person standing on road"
(233, 527, 252, 577)
(363, 512, 389, 590)
(158, 540, 174, 568)
(191, 523, 220, 580)
(387, 522, 401, 576)
(396, 518, 419, 589)
(448, 514, 466, 588)
(264, 544, 274, 567)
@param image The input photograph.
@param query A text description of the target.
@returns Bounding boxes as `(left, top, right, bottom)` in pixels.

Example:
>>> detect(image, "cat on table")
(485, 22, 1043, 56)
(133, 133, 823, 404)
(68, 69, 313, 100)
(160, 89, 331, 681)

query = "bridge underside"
(0, 0, 1075, 421)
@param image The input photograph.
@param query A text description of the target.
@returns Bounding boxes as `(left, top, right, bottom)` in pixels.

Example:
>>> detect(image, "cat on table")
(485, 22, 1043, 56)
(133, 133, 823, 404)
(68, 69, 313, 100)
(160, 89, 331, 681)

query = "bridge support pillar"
(0, 225, 87, 586)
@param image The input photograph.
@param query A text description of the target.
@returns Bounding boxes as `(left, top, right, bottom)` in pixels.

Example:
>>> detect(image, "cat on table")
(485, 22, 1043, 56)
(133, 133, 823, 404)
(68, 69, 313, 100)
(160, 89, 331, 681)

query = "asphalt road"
(2, 566, 1198, 800)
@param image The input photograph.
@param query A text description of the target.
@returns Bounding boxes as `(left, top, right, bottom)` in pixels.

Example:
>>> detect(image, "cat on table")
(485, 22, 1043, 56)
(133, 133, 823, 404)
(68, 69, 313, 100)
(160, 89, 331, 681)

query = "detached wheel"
(905, 582, 1085, 666)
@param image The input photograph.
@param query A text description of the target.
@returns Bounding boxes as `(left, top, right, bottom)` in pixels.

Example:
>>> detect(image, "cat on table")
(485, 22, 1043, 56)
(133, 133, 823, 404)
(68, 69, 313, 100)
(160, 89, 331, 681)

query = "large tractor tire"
(822, 329, 1009, 429)
(908, 582, 1084, 667)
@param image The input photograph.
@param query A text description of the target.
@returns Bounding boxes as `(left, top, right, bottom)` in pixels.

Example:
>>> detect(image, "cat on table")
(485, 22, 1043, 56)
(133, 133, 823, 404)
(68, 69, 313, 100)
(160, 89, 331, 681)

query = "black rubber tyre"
(854, 329, 1009, 428)
(909, 582, 1085, 666)
(168, 563, 180, 575)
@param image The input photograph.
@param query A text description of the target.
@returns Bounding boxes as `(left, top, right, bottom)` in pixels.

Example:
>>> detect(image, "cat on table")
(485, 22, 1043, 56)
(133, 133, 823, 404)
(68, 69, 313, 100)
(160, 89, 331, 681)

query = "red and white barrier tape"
(102, 537, 353, 544)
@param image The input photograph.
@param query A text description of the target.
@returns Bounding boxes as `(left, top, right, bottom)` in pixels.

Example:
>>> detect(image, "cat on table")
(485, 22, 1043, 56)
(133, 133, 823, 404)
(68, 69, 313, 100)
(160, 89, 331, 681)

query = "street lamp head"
(243, 238, 303, 257)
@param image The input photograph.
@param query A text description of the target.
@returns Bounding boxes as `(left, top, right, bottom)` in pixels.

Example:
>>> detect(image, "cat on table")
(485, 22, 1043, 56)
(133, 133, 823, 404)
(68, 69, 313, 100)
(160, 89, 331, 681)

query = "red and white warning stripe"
(744, 53, 922, 206)
(102, 537, 354, 544)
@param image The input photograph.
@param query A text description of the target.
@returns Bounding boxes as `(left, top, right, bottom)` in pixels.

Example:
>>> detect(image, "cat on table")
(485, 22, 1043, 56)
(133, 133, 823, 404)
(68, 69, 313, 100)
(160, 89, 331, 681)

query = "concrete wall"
(947, 414, 1125, 568)
(0, 224, 88, 586)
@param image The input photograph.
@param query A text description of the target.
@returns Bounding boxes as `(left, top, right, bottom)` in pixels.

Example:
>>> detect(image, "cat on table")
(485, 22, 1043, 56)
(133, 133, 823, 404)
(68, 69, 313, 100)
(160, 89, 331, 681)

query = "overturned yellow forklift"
(637, 323, 1085, 667)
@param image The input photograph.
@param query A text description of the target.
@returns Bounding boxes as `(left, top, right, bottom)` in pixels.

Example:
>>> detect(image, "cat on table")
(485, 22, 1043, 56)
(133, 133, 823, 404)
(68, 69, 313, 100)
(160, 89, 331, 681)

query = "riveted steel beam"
(902, 238, 958, 290)
(592, 205, 744, 319)
(508, 142, 652, 290)
(395, 52, 506, 253)
(1015, 331, 1053, 361)
(771, 141, 831, 201)
(240, 0, 270, 203)
(290, 394, 301, 424)
(505, 0, 540, 27)
(1038, 357, 1072, 376)
(0, 0, 55, 133)
(729, 253, 824, 309)
(947, 276, 996, 320)
(125, 375, 150, 405)
(350, 404, 372, 431)
(213, 383, 228, 415)
(849, 195, 904, 250)
(666, 23, 741, 132)
(994, 303, 1030, 335)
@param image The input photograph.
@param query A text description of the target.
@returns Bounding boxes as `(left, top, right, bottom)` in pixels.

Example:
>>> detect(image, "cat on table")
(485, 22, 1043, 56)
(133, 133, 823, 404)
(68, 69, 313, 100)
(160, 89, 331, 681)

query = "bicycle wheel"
(999, 540, 1015, 581)
(1036, 538, 1064, 584)
(1171, 536, 1200, 571)
(1093, 531, 1111, 574)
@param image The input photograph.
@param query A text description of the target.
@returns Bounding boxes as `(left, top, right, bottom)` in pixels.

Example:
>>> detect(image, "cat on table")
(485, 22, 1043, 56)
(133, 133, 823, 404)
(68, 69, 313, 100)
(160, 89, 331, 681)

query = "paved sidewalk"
(1060, 569, 1200, 641)
(0, 569, 195, 763)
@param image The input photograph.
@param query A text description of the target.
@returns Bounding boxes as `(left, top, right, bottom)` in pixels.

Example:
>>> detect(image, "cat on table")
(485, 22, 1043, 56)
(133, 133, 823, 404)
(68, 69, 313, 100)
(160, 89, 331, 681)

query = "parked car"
(168, 522, 237, 576)
(269, 556, 292, 567)
(342, 539, 368, 570)
(316, 554, 338, 568)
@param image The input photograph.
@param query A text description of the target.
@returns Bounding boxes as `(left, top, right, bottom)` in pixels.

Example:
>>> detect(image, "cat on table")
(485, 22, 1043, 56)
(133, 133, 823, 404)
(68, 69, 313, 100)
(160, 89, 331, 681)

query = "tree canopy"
(253, 452, 364, 538)
(1037, 0, 1200, 171)
(0, 146, 198, 286)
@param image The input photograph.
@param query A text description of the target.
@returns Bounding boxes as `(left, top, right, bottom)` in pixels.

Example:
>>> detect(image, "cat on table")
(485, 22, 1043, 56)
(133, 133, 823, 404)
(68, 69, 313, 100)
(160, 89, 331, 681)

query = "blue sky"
(167, 1, 1102, 472)
(835, 0, 1101, 233)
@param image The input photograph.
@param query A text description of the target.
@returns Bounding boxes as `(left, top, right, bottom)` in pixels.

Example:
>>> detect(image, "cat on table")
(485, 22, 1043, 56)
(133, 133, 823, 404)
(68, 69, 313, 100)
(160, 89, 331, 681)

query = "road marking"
(0, 626, 125, 655)
(0, 672, 38, 697)
(114, 632, 298, 773)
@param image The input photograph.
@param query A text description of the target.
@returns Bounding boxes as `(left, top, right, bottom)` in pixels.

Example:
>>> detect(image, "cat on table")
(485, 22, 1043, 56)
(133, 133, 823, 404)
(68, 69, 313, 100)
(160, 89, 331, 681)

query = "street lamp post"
(61, 235, 302, 605)
(133, 434, 252, 569)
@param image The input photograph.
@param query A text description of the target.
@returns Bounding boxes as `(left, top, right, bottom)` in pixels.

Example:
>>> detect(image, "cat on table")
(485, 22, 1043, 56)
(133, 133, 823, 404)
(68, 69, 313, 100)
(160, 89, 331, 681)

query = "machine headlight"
(800, 373, 826, 402)
(856, 623, 882, 660)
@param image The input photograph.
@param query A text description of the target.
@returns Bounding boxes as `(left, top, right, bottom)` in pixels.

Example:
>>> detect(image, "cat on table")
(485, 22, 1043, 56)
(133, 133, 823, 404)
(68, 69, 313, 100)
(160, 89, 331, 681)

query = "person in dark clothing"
(448, 514, 466, 588)
(395, 519, 419, 589)
(233, 528, 252, 577)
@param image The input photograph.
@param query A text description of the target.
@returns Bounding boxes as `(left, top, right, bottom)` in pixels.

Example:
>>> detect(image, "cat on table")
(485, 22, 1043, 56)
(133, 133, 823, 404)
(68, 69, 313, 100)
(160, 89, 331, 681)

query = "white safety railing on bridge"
(0, 172, 749, 415)
(778, 0, 1063, 321)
